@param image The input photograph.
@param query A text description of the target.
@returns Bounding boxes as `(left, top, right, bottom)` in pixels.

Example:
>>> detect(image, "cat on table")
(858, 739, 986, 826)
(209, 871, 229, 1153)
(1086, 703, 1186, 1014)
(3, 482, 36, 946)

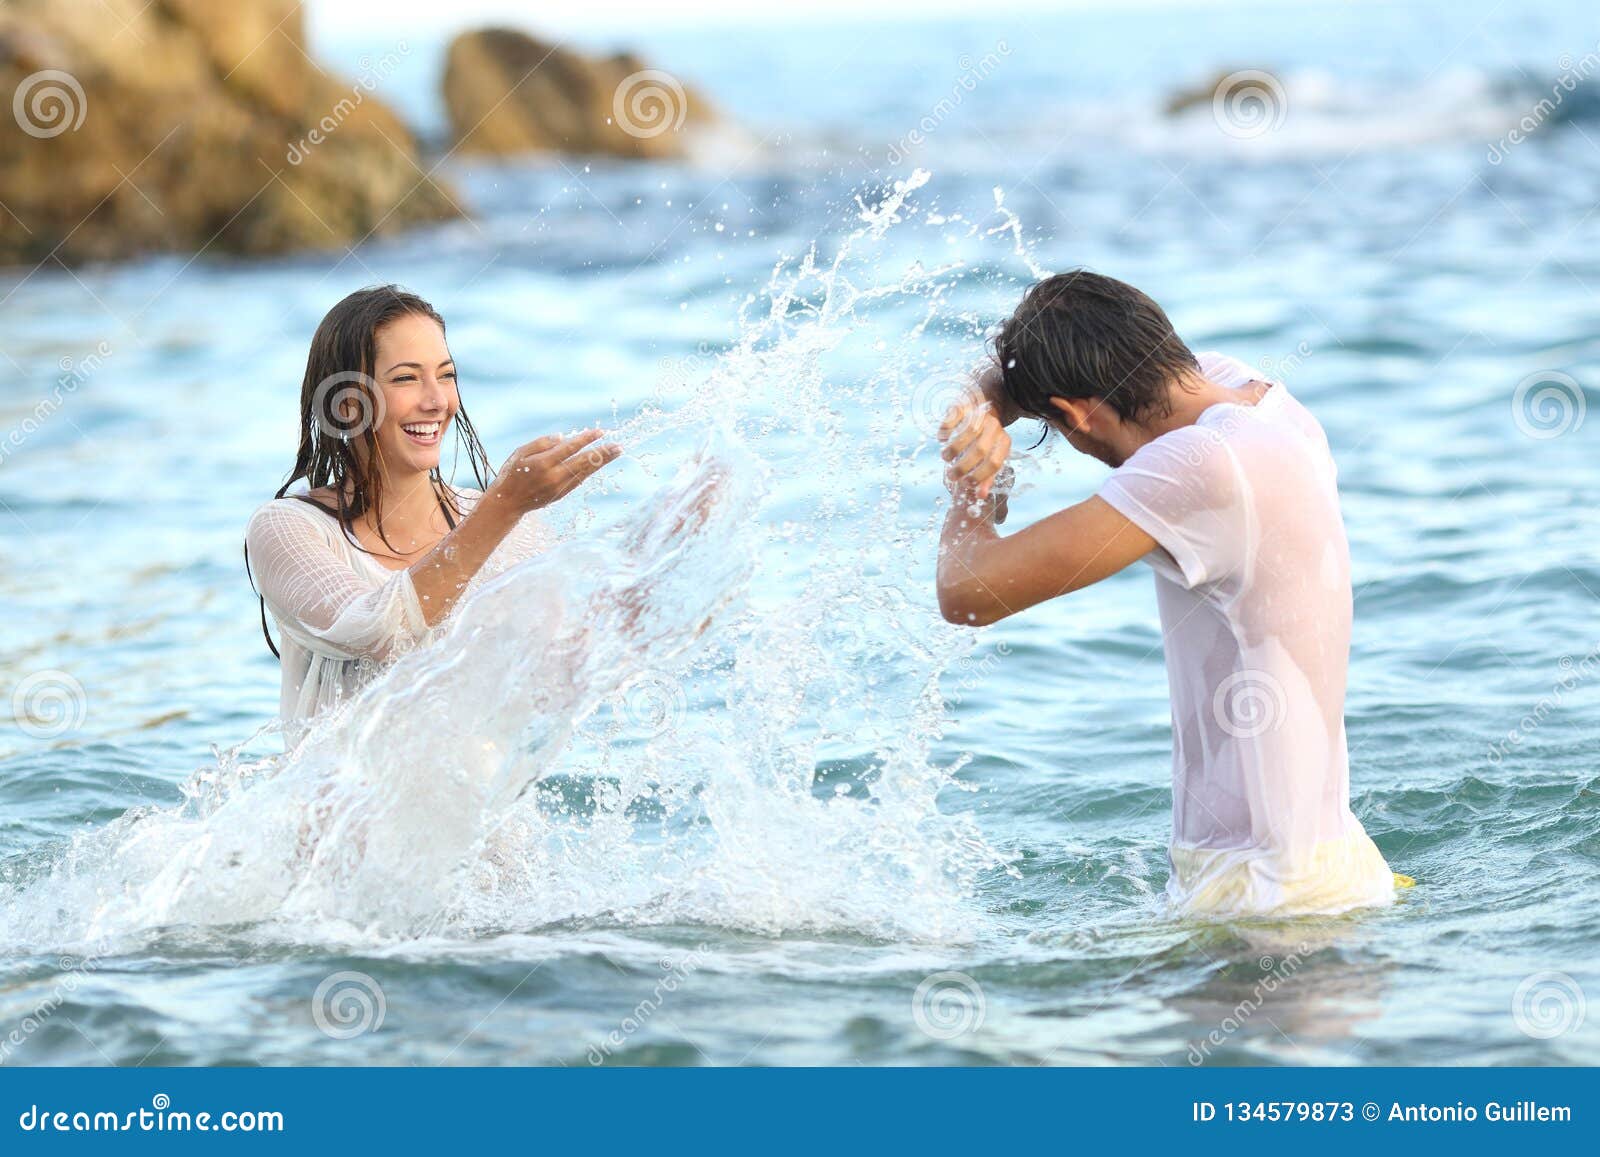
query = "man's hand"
(973, 359, 1022, 428)
(939, 396, 1012, 501)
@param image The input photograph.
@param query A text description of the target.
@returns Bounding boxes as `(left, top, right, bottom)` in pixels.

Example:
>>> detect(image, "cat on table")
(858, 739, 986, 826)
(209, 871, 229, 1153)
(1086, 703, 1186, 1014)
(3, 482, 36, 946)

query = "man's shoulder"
(1116, 420, 1232, 478)
(1194, 350, 1265, 387)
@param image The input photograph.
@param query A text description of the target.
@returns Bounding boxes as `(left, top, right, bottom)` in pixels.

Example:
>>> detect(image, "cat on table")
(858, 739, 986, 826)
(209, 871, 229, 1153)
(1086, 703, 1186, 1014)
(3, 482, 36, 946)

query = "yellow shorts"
(1170, 829, 1409, 918)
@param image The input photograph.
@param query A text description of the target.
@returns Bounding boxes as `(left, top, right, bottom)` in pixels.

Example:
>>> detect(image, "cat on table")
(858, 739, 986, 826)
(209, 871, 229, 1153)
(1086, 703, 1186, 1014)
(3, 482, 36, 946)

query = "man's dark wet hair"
(994, 270, 1199, 427)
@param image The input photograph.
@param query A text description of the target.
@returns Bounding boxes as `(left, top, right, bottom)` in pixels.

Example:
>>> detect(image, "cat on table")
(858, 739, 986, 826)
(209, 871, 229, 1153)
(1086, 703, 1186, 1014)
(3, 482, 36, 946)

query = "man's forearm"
(937, 493, 1004, 625)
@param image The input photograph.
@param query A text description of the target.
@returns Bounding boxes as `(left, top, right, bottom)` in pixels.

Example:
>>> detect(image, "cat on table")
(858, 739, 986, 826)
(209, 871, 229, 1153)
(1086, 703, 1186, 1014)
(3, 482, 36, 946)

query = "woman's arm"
(248, 430, 620, 659)
(406, 487, 521, 625)
(408, 429, 619, 625)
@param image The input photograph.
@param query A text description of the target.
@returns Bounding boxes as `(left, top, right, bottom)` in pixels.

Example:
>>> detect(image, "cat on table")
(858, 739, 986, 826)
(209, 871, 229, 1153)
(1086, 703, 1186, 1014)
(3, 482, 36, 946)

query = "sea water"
(1, 0, 1597, 1065)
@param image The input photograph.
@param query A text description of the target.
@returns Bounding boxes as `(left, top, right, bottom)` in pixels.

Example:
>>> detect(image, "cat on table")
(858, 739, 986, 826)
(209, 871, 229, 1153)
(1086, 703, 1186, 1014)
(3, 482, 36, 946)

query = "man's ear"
(1047, 396, 1092, 434)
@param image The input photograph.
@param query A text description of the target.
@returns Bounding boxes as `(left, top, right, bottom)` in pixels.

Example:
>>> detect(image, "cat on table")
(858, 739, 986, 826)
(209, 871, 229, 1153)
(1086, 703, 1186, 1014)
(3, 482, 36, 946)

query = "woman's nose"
(420, 375, 448, 411)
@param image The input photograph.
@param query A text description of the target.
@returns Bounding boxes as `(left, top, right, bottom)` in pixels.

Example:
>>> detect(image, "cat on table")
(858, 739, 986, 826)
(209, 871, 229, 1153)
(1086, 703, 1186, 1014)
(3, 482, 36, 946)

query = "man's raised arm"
(936, 492, 1156, 626)
(934, 371, 1155, 626)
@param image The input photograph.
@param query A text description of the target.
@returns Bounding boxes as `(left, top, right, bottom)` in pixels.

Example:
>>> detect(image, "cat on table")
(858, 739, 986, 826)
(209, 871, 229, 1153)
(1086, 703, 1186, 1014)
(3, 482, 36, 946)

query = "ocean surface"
(2, 0, 1598, 1066)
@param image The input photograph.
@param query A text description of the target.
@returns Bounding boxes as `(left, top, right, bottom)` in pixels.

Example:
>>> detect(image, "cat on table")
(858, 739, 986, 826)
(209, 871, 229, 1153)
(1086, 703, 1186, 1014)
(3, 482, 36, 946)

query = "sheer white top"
(245, 486, 544, 723)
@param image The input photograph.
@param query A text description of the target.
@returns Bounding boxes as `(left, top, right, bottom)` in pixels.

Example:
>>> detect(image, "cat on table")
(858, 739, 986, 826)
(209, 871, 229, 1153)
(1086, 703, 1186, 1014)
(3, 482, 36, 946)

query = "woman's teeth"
(401, 421, 441, 445)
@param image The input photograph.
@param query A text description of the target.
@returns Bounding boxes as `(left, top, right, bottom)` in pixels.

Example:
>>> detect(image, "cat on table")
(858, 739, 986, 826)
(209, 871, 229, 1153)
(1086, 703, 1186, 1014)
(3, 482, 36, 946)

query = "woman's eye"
(442, 372, 457, 381)
(392, 375, 417, 383)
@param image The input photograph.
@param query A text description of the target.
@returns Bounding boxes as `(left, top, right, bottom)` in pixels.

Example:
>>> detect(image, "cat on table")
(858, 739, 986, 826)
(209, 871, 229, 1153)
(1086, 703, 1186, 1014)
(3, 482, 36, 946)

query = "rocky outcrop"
(443, 28, 719, 160)
(0, 0, 459, 266)
(1165, 71, 1237, 117)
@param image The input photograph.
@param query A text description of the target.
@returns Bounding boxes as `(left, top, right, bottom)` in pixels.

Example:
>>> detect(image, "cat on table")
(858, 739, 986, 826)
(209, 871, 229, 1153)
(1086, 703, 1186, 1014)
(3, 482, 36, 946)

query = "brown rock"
(1165, 69, 1252, 117)
(0, 0, 460, 266)
(443, 27, 718, 160)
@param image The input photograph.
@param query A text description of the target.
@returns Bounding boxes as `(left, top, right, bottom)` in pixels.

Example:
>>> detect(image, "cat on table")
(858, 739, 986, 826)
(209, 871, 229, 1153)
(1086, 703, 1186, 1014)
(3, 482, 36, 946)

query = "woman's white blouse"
(245, 487, 540, 723)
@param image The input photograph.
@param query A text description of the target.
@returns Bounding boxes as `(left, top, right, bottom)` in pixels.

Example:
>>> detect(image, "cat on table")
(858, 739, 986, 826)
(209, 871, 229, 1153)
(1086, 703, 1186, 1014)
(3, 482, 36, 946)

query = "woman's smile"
(400, 419, 445, 446)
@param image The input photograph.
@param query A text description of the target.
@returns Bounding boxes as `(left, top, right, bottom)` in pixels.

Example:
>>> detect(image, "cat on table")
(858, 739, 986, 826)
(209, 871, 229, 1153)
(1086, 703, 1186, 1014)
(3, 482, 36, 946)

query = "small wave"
(881, 66, 1600, 163)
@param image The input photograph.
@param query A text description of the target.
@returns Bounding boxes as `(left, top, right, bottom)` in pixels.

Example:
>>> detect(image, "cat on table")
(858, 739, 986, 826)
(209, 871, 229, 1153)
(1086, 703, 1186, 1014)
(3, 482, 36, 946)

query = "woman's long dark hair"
(247, 285, 494, 658)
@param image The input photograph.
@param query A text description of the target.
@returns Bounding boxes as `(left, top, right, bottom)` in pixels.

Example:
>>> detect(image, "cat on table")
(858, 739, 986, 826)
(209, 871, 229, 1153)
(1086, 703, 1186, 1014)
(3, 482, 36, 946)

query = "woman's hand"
(490, 429, 622, 515)
(401, 430, 620, 627)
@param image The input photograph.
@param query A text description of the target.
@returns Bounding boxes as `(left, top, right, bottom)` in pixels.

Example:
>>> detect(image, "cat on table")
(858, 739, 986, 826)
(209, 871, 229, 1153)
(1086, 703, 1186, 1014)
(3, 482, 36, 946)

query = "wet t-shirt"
(1097, 352, 1395, 916)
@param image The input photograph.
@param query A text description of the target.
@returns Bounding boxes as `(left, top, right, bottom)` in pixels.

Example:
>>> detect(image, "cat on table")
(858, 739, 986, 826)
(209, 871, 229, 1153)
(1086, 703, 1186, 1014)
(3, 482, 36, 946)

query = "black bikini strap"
(243, 539, 280, 660)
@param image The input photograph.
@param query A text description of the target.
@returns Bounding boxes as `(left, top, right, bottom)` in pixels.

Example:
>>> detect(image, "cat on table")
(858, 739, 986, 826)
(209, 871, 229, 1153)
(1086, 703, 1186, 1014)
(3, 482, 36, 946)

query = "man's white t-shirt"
(1097, 352, 1397, 916)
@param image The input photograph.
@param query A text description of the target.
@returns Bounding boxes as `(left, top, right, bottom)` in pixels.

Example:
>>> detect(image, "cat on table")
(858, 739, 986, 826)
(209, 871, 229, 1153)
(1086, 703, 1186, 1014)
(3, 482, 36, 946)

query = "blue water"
(2, 0, 1598, 1065)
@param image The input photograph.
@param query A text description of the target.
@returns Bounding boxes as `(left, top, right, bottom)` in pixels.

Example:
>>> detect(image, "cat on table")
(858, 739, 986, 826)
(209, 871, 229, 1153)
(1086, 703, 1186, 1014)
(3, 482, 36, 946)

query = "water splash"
(0, 172, 1035, 954)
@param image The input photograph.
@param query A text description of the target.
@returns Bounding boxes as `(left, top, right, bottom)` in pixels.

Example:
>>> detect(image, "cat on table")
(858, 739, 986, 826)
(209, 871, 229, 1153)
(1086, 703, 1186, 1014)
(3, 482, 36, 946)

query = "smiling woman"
(244, 286, 622, 723)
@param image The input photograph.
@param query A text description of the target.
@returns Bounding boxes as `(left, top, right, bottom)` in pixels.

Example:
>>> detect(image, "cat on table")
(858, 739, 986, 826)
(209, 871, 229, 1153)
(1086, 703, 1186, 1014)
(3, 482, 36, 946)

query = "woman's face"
(369, 312, 459, 478)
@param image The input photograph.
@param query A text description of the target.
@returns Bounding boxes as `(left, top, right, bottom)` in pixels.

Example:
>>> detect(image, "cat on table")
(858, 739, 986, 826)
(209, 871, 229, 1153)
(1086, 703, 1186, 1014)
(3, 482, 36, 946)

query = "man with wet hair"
(936, 269, 1407, 916)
